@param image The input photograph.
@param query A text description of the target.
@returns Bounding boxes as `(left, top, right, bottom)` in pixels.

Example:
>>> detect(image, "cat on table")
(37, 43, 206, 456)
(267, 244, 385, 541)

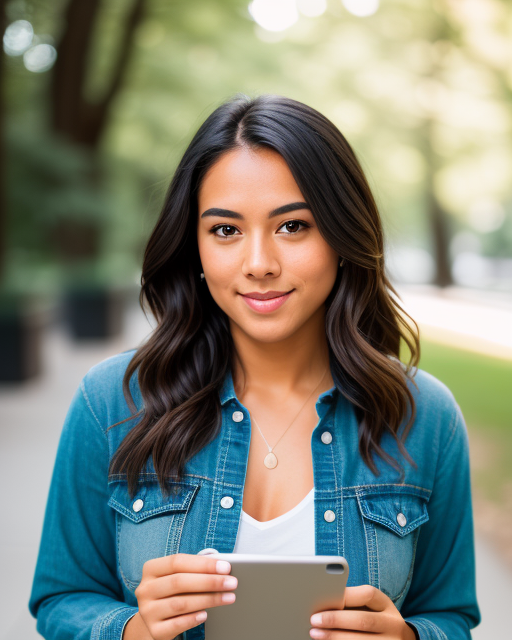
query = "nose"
(241, 235, 281, 279)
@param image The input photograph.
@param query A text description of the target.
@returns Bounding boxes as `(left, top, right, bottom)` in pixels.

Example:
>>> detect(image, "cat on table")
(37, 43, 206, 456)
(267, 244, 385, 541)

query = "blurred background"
(0, 0, 511, 638)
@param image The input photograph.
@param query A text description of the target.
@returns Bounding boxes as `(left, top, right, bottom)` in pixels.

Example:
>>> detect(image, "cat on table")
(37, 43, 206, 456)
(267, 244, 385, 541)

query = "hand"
(126, 553, 238, 640)
(309, 585, 417, 640)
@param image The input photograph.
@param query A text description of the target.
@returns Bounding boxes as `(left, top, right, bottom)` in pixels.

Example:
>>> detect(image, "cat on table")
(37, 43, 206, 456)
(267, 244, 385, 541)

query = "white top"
(232, 488, 315, 555)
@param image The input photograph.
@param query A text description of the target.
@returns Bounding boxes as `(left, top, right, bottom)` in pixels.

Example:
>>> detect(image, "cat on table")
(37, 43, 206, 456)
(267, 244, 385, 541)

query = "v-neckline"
(241, 487, 315, 530)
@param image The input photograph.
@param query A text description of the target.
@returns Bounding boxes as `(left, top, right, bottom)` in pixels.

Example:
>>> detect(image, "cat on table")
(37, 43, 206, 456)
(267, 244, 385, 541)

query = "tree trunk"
(50, 0, 101, 142)
(427, 179, 452, 287)
(51, 0, 145, 148)
(0, 0, 7, 280)
(423, 110, 453, 288)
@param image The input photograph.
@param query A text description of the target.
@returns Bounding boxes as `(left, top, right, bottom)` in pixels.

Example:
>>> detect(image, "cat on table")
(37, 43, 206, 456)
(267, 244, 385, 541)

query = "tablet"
(204, 553, 349, 640)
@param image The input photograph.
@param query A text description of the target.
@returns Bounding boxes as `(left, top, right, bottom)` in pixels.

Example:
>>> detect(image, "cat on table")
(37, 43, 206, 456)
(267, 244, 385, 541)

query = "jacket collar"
(219, 367, 338, 406)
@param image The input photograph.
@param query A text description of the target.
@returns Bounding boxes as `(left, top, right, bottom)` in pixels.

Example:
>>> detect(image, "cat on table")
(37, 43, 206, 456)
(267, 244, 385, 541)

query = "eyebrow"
(200, 201, 311, 220)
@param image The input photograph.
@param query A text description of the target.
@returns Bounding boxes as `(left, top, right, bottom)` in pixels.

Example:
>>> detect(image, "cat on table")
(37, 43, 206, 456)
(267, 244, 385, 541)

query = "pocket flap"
(357, 490, 429, 537)
(108, 481, 199, 523)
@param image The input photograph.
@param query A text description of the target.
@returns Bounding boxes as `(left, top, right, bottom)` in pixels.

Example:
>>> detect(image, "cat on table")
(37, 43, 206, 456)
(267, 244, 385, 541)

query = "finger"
(150, 590, 237, 620)
(343, 585, 389, 612)
(310, 609, 386, 633)
(143, 553, 232, 579)
(310, 630, 378, 640)
(146, 572, 238, 600)
(151, 609, 208, 640)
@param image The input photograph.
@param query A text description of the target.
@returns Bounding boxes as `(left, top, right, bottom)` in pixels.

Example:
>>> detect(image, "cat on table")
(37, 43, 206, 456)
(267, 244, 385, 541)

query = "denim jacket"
(29, 349, 481, 640)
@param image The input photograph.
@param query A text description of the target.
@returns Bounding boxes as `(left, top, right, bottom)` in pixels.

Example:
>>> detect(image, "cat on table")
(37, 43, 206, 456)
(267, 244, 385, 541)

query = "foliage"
(4, 122, 145, 292)
(3, 0, 512, 291)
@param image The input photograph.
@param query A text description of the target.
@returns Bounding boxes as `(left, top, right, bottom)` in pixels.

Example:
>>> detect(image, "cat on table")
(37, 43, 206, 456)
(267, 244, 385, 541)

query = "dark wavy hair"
(109, 93, 420, 498)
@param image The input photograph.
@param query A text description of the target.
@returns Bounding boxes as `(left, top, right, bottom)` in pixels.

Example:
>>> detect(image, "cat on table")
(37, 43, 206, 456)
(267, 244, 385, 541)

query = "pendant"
(264, 451, 278, 469)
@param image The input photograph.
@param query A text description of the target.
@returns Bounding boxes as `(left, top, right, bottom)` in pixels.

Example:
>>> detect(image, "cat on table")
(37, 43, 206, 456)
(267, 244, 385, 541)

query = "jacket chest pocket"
(108, 481, 200, 592)
(356, 488, 429, 606)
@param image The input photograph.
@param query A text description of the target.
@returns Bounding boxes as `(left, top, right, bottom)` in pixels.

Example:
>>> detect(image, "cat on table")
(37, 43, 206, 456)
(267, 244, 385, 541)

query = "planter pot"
(0, 304, 46, 382)
(63, 287, 126, 339)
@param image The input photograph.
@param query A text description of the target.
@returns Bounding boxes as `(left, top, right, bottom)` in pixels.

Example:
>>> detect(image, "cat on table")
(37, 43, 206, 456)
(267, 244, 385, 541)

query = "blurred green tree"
(2, 0, 511, 291)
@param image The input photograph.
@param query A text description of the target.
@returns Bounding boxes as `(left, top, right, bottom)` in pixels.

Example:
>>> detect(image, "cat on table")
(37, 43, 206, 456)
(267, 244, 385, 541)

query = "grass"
(403, 339, 512, 502)
(416, 341, 512, 432)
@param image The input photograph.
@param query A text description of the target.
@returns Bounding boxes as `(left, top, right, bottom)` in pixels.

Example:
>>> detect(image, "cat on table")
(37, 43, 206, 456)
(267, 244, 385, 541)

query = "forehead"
(197, 147, 304, 208)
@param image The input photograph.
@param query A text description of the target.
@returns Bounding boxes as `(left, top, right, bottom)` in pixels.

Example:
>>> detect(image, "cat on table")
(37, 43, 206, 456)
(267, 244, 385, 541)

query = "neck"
(230, 306, 333, 399)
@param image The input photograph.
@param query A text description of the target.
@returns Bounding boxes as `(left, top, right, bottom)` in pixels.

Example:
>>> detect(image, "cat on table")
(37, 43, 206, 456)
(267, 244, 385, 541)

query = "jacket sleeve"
(28, 380, 138, 640)
(401, 400, 481, 639)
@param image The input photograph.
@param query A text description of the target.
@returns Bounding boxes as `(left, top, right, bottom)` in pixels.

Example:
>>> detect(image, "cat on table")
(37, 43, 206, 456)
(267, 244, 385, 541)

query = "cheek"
(198, 241, 238, 305)
(207, 256, 238, 288)
(292, 245, 338, 294)
(198, 234, 235, 279)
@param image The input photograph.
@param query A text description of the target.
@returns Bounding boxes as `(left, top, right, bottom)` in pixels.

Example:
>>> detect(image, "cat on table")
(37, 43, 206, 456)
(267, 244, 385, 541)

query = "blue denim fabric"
(29, 349, 481, 640)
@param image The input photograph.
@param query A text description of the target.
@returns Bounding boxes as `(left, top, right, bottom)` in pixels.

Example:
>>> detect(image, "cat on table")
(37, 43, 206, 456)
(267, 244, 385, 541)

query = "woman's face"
(196, 146, 339, 344)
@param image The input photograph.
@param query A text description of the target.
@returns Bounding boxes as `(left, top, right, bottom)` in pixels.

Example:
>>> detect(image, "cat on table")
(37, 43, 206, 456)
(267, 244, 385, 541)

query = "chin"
(232, 317, 304, 344)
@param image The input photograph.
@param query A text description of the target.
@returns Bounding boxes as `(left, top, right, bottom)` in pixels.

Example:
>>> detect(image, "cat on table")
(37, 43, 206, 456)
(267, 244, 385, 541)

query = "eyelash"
(209, 219, 311, 238)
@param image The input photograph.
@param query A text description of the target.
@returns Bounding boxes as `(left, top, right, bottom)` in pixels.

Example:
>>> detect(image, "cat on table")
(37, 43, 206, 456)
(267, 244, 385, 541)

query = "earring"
(339, 259, 344, 267)
(200, 272, 205, 280)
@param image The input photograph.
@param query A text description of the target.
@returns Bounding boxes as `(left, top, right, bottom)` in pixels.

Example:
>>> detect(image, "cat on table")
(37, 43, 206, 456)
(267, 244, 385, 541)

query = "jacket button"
(321, 431, 332, 444)
(132, 499, 144, 512)
(397, 513, 407, 527)
(324, 509, 336, 522)
(232, 411, 244, 422)
(220, 496, 234, 509)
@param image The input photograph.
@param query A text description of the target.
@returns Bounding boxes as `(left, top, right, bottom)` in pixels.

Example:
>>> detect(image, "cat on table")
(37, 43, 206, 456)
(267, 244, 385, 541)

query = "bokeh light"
(249, 0, 299, 32)
(386, 247, 436, 284)
(3, 19, 34, 56)
(452, 252, 493, 288)
(342, 0, 380, 18)
(297, 0, 327, 18)
(23, 43, 57, 73)
(468, 199, 506, 233)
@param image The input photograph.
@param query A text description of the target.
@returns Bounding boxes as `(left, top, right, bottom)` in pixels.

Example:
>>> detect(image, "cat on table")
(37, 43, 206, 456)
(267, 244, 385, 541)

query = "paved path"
(0, 302, 155, 640)
(397, 284, 512, 361)
(1, 288, 510, 638)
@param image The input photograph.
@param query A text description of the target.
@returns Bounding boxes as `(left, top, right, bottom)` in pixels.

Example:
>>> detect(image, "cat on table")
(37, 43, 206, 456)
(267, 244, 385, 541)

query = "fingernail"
(222, 592, 236, 603)
(223, 576, 238, 589)
(310, 629, 326, 639)
(196, 611, 207, 622)
(216, 560, 231, 574)
(310, 613, 323, 625)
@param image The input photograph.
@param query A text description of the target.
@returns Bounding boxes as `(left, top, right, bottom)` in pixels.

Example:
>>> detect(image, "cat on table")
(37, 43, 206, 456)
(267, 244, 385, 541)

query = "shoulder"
(407, 366, 457, 411)
(81, 348, 137, 391)
(403, 364, 467, 453)
(79, 349, 141, 433)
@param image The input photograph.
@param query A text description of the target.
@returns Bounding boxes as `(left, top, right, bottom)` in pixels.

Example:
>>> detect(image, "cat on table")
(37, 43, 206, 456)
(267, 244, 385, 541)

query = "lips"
(240, 289, 294, 313)
(242, 290, 292, 300)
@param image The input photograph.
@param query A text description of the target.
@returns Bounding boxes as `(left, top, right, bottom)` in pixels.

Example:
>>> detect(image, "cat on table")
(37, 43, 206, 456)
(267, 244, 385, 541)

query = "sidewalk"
(1, 289, 510, 638)
(0, 303, 154, 639)
(396, 284, 512, 361)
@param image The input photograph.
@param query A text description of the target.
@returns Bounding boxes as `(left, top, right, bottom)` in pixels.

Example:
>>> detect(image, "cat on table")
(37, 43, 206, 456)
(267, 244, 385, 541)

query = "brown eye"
(212, 225, 239, 237)
(278, 220, 309, 234)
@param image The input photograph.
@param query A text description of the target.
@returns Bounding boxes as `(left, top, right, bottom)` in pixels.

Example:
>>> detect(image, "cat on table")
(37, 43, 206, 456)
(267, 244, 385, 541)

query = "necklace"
(249, 367, 328, 469)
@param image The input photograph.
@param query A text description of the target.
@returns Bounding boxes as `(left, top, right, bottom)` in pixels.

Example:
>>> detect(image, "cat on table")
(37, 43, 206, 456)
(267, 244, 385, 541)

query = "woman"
(29, 94, 480, 640)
